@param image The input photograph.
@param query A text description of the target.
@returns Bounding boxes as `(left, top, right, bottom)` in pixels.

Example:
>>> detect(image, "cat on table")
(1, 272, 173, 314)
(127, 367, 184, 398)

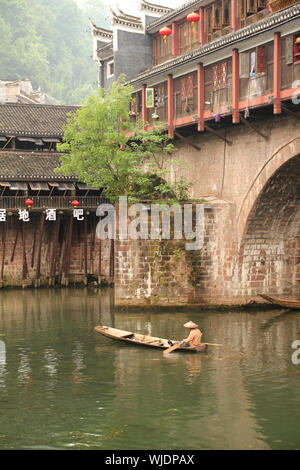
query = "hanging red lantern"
(159, 26, 172, 41)
(187, 12, 200, 27)
(25, 198, 34, 210)
(71, 200, 80, 207)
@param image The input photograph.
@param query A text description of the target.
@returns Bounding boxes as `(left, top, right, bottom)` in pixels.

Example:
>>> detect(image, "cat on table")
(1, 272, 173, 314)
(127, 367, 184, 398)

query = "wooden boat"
(94, 326, 208, 353)
(259, 294, 300, 309)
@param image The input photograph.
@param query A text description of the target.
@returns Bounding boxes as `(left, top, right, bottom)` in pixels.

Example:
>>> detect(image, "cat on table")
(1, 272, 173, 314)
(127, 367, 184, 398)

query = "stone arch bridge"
(115, 110, 300, 306)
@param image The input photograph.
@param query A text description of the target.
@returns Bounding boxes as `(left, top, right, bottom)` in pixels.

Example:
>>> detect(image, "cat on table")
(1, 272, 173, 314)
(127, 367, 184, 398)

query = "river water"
(0, 288, 299, 450)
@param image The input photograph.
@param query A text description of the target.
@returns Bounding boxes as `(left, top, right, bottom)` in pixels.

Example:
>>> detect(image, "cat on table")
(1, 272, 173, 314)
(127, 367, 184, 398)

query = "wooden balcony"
(0, 196, 109, 211)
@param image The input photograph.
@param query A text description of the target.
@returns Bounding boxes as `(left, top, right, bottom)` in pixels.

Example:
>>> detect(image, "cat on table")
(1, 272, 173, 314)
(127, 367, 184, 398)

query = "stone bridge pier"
(114, 112, 300, 307)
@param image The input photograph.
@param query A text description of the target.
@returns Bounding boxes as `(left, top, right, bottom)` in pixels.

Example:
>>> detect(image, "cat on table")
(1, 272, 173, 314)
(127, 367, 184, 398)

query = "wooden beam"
(142, 84, 147, 126)
(98, 239, 102, 285)
(172, 22, 179, 56)
(199, 7, 206, 45)
(21, 221, 28, 288)
(232, 49, 240, 124)
(10, 226, 19, 263)
(168, 74, 174, 138)
(84, 215, 88, 286)
(273, 32, 281, 115)
(231, 0, 240, 32)
(204, 125, 232, 145)
(1, 223, 6, 286)
(197, 63, 205, 132)
(35, 213, 45, 288)
(239, 114, 269, 140)
(2, 136, 14, 150)
(110, 239, 114, 282)
(49, 214, 61, 286)
(174, 131, 201, 150)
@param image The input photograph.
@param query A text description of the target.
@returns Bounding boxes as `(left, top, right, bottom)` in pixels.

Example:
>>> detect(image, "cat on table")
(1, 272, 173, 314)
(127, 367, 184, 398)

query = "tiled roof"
(146, 0, 203, 31)
(0, 104, 80, 138)
(0, 151, 76, 181)
(131, 3, 300, 84)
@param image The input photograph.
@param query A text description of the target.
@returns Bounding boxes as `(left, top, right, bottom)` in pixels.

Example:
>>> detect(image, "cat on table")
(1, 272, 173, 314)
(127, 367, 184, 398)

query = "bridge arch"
(238, 150, 300, 297)
(237, 137, 300, 247)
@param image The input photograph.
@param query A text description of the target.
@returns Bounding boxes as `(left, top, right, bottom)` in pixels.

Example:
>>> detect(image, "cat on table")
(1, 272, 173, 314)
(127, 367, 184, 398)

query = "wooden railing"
(0, 196, 110, 210)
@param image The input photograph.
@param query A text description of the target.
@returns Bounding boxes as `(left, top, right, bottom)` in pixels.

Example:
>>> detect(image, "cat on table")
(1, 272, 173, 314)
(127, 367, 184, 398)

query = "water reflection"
(0, 288, 299, 450)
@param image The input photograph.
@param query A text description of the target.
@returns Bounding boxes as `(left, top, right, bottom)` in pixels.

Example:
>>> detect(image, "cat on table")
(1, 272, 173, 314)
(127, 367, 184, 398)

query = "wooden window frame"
(153, 34, 172, 66)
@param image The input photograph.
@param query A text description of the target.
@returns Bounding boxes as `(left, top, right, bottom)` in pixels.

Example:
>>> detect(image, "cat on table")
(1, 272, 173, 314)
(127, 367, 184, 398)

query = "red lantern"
(159, 26, 172, 41)
(187, 12, 200, 26)
(71, 200, 80, 207)
(25, 198, 34, 209)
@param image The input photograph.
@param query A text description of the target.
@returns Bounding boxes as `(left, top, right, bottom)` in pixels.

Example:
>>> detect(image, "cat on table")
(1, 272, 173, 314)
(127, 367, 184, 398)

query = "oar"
(163, 343, 181, 355)
(205, 343, 222, 347)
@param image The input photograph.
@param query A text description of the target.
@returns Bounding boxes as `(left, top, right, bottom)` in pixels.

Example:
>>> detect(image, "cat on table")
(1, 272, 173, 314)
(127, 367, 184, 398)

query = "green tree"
(0, 0, 105, 103)
(56, 77, 192, 202)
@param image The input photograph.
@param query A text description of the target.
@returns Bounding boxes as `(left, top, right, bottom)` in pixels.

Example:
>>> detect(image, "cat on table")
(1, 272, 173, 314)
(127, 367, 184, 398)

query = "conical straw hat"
(184, 321, 198, 329)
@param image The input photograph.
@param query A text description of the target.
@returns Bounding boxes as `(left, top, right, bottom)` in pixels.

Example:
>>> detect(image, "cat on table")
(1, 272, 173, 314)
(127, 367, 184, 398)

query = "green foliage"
(0, 0, 108, 104)
(56, 77, 193, 202)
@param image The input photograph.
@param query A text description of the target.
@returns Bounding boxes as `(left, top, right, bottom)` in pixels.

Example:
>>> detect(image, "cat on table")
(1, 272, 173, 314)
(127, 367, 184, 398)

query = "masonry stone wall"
(114, 112, 300, 307)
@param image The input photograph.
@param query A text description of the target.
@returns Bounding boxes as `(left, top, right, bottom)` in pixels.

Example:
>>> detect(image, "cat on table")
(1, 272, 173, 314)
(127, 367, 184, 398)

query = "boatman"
(180, 321, 202, 348)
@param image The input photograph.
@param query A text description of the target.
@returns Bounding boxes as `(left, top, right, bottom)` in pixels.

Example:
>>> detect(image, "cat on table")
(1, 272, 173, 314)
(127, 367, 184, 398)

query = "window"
(179, 20, 199, 55)
(205, 0, 231, 41)
(240, 0, 268, 27)
(153, 35, 172, 66)
(107, 60, 114, 78)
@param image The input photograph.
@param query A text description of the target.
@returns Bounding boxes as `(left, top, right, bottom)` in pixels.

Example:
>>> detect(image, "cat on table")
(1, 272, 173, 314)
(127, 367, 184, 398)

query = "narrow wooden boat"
(259, 294, 300, 309)
(94, 325, 208, 353)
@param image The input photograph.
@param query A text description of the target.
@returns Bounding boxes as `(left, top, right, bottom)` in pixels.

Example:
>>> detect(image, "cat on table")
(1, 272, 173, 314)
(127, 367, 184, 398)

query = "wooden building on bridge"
(91, 0, 300, 306)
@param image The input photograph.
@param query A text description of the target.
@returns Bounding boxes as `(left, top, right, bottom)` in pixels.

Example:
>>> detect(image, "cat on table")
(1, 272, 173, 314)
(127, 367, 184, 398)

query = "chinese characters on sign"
(0, 209, 6, 222)
(0, 208, 85, 222)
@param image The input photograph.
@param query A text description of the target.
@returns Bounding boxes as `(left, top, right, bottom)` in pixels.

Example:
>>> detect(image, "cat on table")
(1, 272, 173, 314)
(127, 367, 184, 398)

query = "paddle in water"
(163, 343, 181, 355)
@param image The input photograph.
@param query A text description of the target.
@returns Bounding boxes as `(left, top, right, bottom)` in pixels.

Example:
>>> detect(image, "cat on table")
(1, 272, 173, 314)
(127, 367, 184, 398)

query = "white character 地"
(19, 209, 29, 222)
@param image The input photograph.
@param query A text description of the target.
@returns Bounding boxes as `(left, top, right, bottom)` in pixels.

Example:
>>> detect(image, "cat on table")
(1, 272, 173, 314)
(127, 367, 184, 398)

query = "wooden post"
(21, 222, 28, 288)
(231, 0, 239, 32)
(64, 215, 73, 287)
(197, 63, 205, 131)
(84, 215, 88, 286)
(10, 225, 19, 263)
(274, 32, 282, 115)
(199, 7, 206, 46)
(168, 74, 174, 138)
(35, 213, 45, 288)
(1, 223, 6, 286)
(98, 239, 102, 285)
(109, 239, 114, 282)
(49, 214, 61, 286)
(31, 227, 37, 268)
(142, 84, 147, 127)
(172, 22, 179, 56)
(232, 48, 240, 124)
